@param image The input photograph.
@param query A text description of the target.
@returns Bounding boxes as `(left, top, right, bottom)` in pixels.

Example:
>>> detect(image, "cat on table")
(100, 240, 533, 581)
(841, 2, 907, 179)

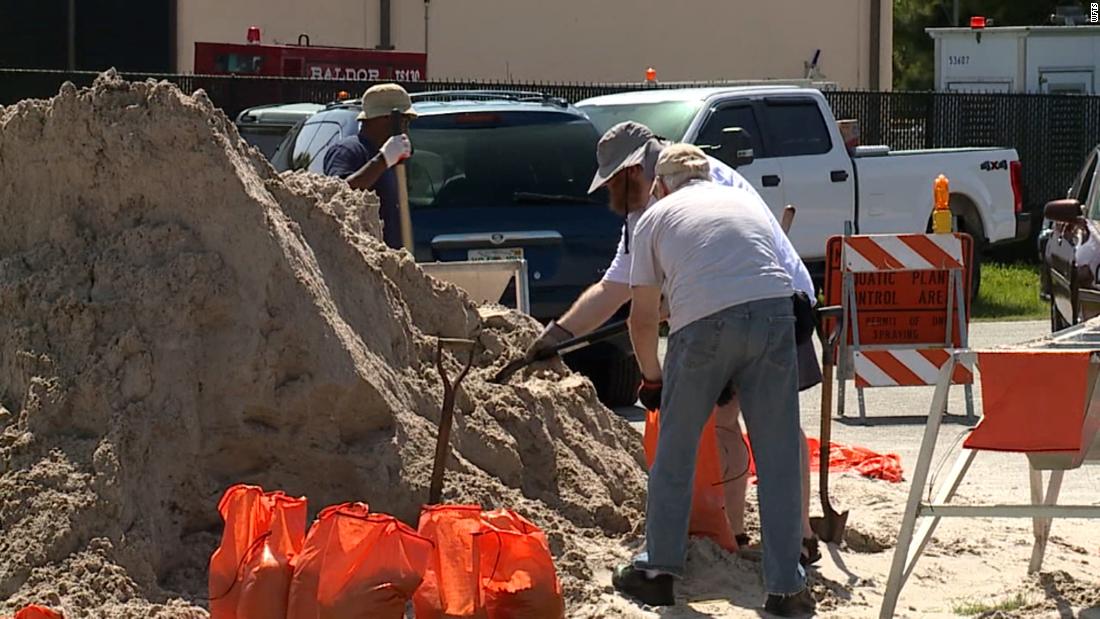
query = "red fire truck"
(194, 29, 427, 81)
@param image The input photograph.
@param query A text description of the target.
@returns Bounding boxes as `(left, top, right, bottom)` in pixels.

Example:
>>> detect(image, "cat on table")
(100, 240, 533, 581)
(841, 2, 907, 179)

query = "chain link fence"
(4, 68, 1100, 245)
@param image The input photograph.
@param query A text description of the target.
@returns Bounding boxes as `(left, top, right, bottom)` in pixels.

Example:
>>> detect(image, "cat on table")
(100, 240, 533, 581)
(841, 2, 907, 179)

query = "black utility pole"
(67, 0, 76, 70)
(378, 0, 394, 49)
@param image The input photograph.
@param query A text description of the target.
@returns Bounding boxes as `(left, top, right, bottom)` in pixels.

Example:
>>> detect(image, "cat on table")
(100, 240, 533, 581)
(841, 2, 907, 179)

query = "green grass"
(971, 262, 1046, 322)
(952, 591, 1035, 616)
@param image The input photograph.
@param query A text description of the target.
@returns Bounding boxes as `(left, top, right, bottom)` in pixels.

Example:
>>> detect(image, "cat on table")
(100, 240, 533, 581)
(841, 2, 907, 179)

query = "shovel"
(809, 305, 850, 543)
(491, 319, 630, 384)
(389, 109, 415, 252)
(428, 337, 479, 505)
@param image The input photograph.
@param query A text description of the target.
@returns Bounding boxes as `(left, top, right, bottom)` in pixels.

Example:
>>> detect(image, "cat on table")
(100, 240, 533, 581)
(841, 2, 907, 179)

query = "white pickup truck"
(578, 86, 1030, 293)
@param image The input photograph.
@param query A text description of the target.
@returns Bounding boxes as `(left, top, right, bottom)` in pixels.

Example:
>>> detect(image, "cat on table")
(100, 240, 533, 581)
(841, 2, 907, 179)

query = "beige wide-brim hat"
(650, 143, 711, 195)
(357, 83, 419, 121)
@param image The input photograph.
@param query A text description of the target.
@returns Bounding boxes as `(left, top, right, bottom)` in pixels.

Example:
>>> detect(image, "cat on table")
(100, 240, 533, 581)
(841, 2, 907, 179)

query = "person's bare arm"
(345, 154, 389, 191)
(556, 279, 632, 336)
(629, 285, 663, 382)
(343, 134, 412, 192)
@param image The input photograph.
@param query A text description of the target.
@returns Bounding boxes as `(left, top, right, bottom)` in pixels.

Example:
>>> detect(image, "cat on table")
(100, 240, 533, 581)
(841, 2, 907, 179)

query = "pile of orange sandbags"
(209, 487, 563, 619)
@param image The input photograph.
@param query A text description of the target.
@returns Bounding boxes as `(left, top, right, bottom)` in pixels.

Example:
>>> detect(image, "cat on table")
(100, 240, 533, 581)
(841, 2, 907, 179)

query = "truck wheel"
(948, 198, 984, 303)
(595, 353, 643, 408)
(968, 243, 982, 303)
(1051, 300, 1069, 332)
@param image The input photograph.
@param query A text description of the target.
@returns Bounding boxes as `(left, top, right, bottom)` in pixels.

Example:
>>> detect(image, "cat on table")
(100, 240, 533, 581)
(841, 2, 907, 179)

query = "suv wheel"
(594, 353, 643, 408)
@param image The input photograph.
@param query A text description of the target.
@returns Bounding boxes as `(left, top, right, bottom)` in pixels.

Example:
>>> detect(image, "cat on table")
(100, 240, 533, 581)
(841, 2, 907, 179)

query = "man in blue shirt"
(323, 83, 415, 249)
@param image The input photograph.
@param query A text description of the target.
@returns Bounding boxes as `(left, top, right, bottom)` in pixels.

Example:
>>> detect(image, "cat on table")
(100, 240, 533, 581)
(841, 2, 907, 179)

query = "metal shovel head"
(809, 509, 850, 544)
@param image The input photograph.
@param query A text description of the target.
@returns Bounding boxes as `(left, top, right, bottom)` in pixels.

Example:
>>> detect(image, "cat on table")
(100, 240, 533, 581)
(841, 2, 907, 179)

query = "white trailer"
(927, 24, 1100, 94)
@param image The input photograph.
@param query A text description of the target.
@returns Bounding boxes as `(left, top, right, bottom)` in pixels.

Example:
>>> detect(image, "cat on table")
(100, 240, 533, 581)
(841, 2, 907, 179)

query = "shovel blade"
(809, 510, 850, 544)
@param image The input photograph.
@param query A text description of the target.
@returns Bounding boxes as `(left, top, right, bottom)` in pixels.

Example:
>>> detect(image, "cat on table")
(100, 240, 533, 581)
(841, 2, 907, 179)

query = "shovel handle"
(781, 205, 796, 234)
(491, 319, 630, 384)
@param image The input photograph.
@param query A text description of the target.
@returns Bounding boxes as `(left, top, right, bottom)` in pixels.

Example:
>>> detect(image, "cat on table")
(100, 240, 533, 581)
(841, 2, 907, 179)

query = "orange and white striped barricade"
(823, 230, 975, 423)
(879, 332, 1100, 618)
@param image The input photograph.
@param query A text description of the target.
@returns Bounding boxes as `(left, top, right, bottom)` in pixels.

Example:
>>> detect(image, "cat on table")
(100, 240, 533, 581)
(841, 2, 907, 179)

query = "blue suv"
(269, 91, 640, 406)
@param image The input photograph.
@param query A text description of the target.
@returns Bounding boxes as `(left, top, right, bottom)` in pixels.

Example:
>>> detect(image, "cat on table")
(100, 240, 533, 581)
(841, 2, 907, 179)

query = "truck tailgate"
(853, 148, 1019, 243)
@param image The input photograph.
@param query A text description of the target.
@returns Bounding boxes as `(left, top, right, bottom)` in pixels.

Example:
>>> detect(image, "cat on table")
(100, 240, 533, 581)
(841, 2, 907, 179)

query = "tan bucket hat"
(654, 143, 710, 176)
(651, 143, 711, 195)
(358, 83, 419, 121)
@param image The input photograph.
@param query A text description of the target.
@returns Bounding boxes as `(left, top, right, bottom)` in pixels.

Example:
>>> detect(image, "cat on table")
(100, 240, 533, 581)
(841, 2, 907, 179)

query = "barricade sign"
(823, 231, 975, 422)
(824, 234, 972, 347)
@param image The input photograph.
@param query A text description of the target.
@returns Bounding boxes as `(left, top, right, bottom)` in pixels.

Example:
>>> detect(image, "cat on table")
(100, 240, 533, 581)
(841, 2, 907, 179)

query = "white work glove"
(381, 134, 412, 168)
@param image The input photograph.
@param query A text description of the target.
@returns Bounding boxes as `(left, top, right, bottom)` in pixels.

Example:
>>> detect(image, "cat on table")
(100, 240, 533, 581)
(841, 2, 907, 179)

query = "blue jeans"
(635, 296, 805, 595)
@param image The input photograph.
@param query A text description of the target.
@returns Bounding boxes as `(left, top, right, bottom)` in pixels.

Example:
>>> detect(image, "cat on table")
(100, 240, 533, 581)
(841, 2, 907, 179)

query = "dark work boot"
(765, 587, 817, 617)
(611, 564, 674, 606)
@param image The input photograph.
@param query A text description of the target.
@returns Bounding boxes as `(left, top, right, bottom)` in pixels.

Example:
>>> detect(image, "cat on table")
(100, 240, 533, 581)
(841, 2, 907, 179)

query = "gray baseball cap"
(588, 121, 659, 194)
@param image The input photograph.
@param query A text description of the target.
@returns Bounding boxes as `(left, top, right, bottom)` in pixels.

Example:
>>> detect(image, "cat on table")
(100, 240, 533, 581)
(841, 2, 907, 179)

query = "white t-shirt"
(629, 180, 794, 334)
(601, 156, 814, 303)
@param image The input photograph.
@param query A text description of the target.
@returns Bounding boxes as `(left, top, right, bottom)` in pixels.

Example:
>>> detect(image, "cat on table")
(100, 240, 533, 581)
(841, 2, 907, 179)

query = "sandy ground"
(2, 75, 1097, 619)
(596, 320, 1100, 618)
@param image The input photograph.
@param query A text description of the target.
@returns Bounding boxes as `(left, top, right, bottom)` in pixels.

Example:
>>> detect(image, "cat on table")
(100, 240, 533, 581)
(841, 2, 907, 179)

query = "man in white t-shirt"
(523, 121, 822, 563)
(612, 144, 813, 616)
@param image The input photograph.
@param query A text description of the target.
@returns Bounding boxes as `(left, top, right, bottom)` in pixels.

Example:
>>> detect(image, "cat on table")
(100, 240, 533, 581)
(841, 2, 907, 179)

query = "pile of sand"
(0, 72, 647, 616)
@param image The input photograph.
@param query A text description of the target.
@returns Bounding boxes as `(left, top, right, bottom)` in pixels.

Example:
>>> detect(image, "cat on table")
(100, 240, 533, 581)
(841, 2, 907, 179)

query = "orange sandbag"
(476, 509, 564, 619)
(209, 484, 307, 619)
(239, 491, 308, 618)
(643, 408, 738, 552)
(13, 606, 63, 619)
(741, 435, 903, 484)
(414, 504, 488, 619)
(287, 503, 433, 619)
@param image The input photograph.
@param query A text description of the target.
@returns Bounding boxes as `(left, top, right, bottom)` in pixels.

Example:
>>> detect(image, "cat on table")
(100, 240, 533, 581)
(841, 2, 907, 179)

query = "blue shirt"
(323, 134, 402, 249)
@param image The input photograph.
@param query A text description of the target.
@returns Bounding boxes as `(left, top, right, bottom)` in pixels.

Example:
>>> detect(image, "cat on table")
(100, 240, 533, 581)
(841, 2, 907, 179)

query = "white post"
(1028, 468, 1065, 574)
(515, 259, 531, 315)
(880, 353, 958, 618)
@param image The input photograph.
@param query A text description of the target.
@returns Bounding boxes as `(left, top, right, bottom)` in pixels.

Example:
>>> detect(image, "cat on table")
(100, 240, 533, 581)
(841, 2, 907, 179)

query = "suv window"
(696, 105, 765, 166)
(1074, 152, 1098, 204)
(287, 121, 346, 172)
(288, 123, 321, 170)
(761, 100, 832, 156)
(1089, 177, 1100, 220)
(406, 113, 599, 208)
(238, 125, 294, 159)
(305, 123, 344, 173)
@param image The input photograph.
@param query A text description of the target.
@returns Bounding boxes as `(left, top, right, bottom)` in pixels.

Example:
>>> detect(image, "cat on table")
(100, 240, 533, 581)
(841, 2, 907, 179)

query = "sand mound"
(0, 71, 647, 616)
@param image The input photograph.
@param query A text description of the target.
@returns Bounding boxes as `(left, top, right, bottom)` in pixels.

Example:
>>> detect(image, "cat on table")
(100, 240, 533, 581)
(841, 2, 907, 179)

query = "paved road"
(616, 320, 1100, 506)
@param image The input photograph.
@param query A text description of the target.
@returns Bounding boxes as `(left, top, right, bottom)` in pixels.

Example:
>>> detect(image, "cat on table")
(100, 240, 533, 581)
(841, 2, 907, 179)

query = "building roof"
(928, 25, 1100, 38)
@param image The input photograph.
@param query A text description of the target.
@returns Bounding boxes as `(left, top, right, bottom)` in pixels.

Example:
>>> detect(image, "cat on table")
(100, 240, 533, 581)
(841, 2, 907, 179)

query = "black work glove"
(716, 380, 735, 407)
(638, 378, 663, 411)
(524, 320, 574, 362)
